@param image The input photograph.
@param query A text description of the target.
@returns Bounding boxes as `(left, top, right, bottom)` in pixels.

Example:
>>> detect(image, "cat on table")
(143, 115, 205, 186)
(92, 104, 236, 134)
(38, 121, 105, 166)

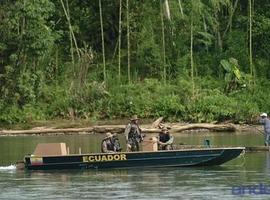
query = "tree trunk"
(249, 0, 254, 83)
(60, 0, 80, 60)
(214, 11, 223, 51)
(127, 0, 131, 84)
(160, 0, 166, 84)
(223, 0, 239, 38)
(190, 15, 195, 98)
(170, 123, 236, 132)
(164, 0, 171, 21)
(99, 0, 106, 82)
(66, 0, 74, 65)
(118, 0, 122, 83)
(178, 0, 184, 17)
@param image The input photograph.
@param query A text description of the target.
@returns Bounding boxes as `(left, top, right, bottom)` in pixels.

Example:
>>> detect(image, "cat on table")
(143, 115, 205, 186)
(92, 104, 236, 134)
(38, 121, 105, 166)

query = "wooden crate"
(33, 143, 68, 156)
(142, 137, 158, 152)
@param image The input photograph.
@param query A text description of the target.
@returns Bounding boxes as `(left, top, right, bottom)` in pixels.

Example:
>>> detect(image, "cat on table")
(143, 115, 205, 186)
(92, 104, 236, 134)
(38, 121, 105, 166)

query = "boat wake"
(0, 165, 16, 171)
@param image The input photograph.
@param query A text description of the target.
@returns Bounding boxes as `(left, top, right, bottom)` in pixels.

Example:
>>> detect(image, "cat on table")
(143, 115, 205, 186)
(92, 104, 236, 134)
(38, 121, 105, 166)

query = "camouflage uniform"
(158, 128, 174, 150)
(101, 137, 116, 153)
(124, 122, 143, 151)
(101, 133, 122, 153)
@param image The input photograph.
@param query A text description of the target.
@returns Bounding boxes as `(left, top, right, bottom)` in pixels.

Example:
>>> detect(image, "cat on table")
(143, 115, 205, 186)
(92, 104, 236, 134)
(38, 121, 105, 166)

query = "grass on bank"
(0, 77, 270, 129)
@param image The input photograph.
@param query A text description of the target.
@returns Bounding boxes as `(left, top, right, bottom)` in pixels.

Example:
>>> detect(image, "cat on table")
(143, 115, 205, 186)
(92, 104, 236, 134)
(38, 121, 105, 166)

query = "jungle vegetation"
(1, 0, 270, 124)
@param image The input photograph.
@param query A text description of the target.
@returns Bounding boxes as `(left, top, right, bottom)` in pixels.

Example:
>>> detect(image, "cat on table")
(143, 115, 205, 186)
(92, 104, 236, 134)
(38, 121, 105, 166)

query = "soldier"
(259, 113, 270, 146)
(158, 127, 174, 150)
(124, 115, 143, 152)
(112, 133, 122, 152)
(101, 132, 119, 153)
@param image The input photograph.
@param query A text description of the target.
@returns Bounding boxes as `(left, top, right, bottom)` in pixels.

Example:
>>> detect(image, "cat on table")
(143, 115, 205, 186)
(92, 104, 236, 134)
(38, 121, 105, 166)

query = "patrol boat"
(22, 143, 245, 170)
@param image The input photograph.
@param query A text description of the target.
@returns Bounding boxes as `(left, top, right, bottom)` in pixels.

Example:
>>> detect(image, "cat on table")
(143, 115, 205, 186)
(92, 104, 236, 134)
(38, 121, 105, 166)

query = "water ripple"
(0, 165, 16, 171)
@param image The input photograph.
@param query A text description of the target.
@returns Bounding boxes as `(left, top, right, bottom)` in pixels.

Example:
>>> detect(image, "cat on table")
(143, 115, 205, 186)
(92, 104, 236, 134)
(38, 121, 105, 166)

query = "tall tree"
(60, 0, 80, 60)
(178, 0, 184, 17)
(208, 0, 231, 52)
(190, 9, 194, 97)
(189, 0, 203, 97)
(223, 0, 239, 38)
(249, 0, 254, 82)
(118, 0, 122, 83)
(160, 0, 166, 84)
(99, 0, 106, 82)
(127, 0, 130, 84)
(0, 0, 56, 106)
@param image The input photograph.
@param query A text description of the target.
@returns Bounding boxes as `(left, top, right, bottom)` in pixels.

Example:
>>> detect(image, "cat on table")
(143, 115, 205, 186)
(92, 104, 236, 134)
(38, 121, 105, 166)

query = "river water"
(0, 132, 270, 199)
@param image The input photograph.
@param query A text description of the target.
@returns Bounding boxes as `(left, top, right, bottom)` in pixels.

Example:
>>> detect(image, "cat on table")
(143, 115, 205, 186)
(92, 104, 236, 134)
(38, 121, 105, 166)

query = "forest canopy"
(0, 0, 270, 124)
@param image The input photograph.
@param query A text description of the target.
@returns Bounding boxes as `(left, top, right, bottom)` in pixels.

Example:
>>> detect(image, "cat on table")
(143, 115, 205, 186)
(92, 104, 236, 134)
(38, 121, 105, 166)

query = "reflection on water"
(0, 132, 270, 199)
(265, 153, 270, 174)
(0, 165, 16, 171)
(1, 163, 270, 199)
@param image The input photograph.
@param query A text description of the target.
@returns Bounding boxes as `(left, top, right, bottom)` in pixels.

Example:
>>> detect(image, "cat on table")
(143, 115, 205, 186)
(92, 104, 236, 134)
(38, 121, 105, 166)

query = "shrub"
(186, 92, 236, 122)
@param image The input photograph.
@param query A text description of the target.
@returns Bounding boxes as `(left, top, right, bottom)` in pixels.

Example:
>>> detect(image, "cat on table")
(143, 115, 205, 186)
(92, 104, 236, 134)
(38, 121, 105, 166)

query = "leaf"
(232, 67, 241, 80)
(220, 59, 232, 72)
(225, 73, 232, 82)
(229, 57, 239, 66)
(197, 31, 214, 47)
(197, 31, 215, 41)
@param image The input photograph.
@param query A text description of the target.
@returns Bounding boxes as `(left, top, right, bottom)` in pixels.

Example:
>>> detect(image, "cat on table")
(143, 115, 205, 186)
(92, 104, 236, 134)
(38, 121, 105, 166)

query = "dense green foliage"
(1, 0, 270, 125)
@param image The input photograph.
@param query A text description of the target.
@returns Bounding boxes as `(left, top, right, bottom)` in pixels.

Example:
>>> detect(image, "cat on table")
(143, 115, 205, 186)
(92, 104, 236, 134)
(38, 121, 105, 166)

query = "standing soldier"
(124, 115, 143, 152)
(259, 113, 270, 146)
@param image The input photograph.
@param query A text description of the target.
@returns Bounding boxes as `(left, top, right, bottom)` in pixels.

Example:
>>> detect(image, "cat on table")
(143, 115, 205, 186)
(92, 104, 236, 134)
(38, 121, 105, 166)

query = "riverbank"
(0, 119, 263, 136)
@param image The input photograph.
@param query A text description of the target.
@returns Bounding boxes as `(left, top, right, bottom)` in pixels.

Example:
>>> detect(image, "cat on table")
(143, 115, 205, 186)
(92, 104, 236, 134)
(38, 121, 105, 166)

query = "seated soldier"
(101, 132, 121, 153)
(158, 127, 174, 150)
(112, 133, 122, 152)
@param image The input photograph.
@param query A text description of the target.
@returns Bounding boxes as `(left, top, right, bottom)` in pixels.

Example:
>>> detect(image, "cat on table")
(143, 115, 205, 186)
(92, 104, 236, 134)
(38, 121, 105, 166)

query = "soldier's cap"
(130, 115, 139, 121)
(260, 113, 267, 117)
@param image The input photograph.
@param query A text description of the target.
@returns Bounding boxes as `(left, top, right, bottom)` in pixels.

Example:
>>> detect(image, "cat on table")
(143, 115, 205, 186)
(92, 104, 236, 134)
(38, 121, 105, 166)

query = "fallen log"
(0, 123, 237, 135)
(151, 117, 164, 128)
(170, 123, 236, 132)
(0, 127, 94, 135)
(93, 125, 125, 133)
(245, 146, 270, 152)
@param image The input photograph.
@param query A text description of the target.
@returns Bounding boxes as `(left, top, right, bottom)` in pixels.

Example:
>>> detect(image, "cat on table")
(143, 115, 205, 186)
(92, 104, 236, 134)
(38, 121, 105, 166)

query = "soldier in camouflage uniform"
(101, 132, 122, 153)
(157, 127, 174, 150)
(124, 115, 143, 152)
(101, 132, 117, 153)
